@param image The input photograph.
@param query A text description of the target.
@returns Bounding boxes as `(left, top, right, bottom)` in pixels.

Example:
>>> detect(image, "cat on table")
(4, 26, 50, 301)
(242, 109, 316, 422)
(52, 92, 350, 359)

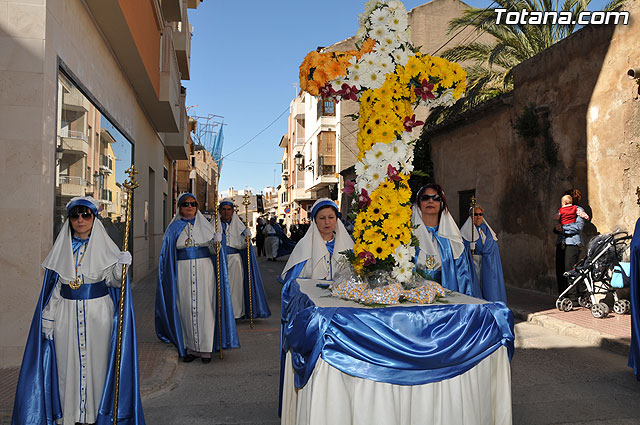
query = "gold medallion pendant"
(69, 277, 82, 290)
(184, 237, 193, 247)
(425, 255, 436, 271)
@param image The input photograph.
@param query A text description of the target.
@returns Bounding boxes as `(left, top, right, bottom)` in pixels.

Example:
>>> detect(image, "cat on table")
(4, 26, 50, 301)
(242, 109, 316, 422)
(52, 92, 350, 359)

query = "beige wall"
(0, 0, 176, 367)
(427, 0, 640, 292)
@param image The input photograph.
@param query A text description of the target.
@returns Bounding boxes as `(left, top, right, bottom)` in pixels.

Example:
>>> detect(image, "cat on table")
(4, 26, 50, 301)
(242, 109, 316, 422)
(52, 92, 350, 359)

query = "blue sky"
(184, 0, 608, 194)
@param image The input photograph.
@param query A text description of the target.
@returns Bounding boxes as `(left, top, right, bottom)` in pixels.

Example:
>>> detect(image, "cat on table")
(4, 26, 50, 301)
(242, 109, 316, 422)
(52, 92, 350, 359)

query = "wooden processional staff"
(112, 166, 138, 425)
(242, 192, 254, 328)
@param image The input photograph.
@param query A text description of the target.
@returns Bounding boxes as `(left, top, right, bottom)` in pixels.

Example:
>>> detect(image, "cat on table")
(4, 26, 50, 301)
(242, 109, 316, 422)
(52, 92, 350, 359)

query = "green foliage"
(513, 103, 540, 146)
(409, 127, 435, 200)
(427, 0, 628, 126)
(512, 103, 559, 166)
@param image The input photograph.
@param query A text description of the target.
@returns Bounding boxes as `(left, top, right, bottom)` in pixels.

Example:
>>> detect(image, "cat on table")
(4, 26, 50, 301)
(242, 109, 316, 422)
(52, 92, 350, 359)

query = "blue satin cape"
(12, 269, 146, 425)
(274, 224, 296, 258)
(416, 227, 482, 298)
(463, 223, 507, 303)
(279, 277, 514, 407)
(223, 234, 271, 319)
(155, 219, 239, 356)
(628, 218, 640, 380)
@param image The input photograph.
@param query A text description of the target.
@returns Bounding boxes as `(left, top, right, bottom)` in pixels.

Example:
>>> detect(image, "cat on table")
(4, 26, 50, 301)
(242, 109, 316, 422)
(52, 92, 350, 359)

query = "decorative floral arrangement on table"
(298, 0, 466, 302)
(331, 279, 446, 306)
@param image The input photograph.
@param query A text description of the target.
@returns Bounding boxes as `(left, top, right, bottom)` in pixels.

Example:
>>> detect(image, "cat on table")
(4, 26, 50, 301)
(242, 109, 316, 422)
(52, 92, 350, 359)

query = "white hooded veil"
(461, 216, 498, 243)
(281, 198, 354, 280)
(41, 196, 120, 282)
(215, 199, 246, 249)
(412, 204, 465, 270)
(170, 193, 215, 244)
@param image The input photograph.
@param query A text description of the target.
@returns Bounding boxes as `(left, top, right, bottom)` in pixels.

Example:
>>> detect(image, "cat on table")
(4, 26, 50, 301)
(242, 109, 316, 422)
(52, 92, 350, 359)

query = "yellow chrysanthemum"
(381, 219, 402, 238)
(362, 227, 380, 244)
(368, 204, 385, 221)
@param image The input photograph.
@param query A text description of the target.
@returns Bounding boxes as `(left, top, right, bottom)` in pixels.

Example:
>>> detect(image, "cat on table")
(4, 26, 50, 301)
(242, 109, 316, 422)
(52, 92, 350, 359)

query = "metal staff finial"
(242, 192, 254, 328)
(469, 196, 478, 255)
(113, 165, 138, 425)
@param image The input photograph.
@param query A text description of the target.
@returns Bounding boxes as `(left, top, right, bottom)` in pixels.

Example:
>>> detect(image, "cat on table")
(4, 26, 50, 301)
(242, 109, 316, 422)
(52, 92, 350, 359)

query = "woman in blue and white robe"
(156, 193, 238, 363)
(12, 196, 145, 425)
(280, 199, 354, 285)
(412, 184, 481, 298)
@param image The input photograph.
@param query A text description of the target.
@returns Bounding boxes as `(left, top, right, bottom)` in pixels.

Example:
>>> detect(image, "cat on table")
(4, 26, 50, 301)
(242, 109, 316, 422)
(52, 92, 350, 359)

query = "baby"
(556, 194, 589, 225)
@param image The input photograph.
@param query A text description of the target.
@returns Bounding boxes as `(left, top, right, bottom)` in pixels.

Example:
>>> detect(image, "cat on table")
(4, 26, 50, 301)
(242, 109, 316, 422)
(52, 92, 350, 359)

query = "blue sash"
(61, 280, 108, 300)
(177, 246, 210, 261)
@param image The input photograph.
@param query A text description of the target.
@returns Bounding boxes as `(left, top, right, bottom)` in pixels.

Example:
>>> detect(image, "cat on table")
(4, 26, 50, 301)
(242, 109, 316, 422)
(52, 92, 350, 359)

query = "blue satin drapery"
(280, 278, 514, 393)
(155, 219, 239, 356)
(274, 223, 296, 258)
(12, 270, 146, 425)
(416, 226, 481, 298)
(628, 218, 640, 380)
(463, 223, 507, 303)
(225, 243, 271, 319)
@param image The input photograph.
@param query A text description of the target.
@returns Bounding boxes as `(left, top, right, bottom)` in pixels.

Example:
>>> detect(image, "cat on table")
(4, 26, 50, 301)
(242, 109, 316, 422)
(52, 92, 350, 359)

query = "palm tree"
(425, 0, 627, 126)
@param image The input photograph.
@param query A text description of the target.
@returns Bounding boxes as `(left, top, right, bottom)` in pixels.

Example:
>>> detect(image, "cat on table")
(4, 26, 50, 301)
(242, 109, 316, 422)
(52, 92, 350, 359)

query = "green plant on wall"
(513, 103, 540, 146)
(513, 103, 558, 166)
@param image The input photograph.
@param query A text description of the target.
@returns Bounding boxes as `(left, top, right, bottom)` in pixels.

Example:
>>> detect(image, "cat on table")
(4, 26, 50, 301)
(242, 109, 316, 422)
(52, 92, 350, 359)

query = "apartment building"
(0, 0, 201, 367)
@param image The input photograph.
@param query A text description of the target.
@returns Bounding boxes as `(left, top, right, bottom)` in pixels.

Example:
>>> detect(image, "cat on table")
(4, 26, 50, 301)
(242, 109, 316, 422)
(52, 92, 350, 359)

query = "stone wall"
(427, 0, 640, 292)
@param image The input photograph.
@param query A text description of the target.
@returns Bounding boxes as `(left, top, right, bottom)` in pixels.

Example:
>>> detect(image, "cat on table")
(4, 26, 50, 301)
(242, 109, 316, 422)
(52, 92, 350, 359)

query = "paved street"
(2, 256, 640, 424)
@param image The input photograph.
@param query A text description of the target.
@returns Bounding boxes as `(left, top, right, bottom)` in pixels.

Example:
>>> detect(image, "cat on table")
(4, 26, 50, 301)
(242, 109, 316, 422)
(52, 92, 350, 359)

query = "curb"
(510, 307, 631, 356)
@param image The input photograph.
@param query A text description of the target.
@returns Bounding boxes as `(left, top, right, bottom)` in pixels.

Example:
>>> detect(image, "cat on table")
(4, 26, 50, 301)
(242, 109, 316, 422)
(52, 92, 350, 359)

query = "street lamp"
(56, 145, 64, 162)
(294, 152, 304, 171)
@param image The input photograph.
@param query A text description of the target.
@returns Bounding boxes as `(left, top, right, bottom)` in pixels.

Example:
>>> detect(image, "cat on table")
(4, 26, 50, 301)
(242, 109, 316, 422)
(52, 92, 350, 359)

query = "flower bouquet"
(298, 0, 466, 304)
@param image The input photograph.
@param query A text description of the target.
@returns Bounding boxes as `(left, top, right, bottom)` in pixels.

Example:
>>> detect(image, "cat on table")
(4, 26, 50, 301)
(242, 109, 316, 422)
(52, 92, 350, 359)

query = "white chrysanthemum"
(370, 7, 391, 26)
(331, 76, 348, 92)
(388, 140, 408, 163)
(392, 264, 413, 283)
(363, 0, 381, 18)
(368, 166, 386, 188)
(386, 0, 406, 12)
(374, 43, 392, 56)
(388, 9, 409, 32)
(367, 142, 392, 165)
(375, 52, 395, 74)
(400, 130, 419, 145)
(370, 22, 392, 42)
(355, 158, 372, 177)
(347, 67, 364, 90)
(359, 52, 382, 70)
(356, 177, 374, 194)
(380, 33, 401, 51)
(360, 68, 385, 90)
(391, 48, 410, 66)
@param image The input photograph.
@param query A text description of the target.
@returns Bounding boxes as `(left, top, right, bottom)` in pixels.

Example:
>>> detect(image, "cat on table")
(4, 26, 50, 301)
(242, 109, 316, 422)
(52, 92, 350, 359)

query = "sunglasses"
(420, 194, 442, 202)
(69, 212, 92, 220)
(181, 202, 198, 208)
(473, 213, 484, 217)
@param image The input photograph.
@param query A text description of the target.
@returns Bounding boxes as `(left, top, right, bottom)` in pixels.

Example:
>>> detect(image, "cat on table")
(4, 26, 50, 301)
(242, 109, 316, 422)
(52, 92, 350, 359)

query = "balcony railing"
(59, 176, 87, 186)
(59, 129, 88, 142)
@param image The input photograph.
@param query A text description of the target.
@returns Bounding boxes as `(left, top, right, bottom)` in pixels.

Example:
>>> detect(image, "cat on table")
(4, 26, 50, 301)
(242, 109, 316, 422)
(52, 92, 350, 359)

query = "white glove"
(243, 229, 252, 238)
(213, 232, 223, 243)
(118, 251, 132, 266)
(469, 242, 476, 252)
(42, 321, 54, 340)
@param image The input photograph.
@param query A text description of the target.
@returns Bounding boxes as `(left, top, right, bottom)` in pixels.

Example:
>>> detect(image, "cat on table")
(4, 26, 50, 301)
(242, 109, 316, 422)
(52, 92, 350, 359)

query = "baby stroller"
(556, 230, 632, 318)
